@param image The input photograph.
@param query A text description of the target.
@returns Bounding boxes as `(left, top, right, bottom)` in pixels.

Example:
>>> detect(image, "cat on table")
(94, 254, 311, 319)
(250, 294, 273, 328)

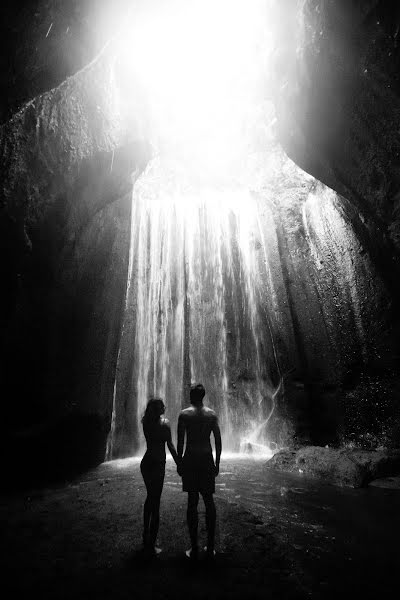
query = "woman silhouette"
(140, 397, 179, 555)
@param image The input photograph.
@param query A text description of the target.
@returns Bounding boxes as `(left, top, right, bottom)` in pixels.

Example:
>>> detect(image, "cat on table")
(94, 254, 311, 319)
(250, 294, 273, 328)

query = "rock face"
(0, 0, 137, 123)
(267, 0, 400, 449)
(252, 151, 399, 449)
(0, 42, 146, 234)
(1, 0, 400, 476)
(267, 446, 400, 487)
(2, 194, 133, 483)
(274, 0, 400, 282)
(0, 9, 151, 478)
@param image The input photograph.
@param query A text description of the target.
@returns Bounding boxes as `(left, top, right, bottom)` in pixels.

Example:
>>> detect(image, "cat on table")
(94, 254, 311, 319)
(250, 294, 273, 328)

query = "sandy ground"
(1, 458, 399, 600)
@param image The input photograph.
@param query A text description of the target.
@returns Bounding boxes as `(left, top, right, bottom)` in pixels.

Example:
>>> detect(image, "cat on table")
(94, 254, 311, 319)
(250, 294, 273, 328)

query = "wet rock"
(266, 449, 297, 472)
(369, 475, 400, 489)
(0, 43, 148, 235)
(274, 1, 400, 255)
(266, 446, 400, 487)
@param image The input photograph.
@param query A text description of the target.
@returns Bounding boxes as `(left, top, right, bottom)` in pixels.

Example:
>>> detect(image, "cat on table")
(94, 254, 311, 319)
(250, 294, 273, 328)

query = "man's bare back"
(177, 385, 222, 483)
(178, 406, 218, 458)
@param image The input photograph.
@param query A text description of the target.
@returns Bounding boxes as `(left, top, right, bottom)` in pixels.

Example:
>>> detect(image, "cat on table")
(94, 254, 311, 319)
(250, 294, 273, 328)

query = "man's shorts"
(182, 453, 216, 494)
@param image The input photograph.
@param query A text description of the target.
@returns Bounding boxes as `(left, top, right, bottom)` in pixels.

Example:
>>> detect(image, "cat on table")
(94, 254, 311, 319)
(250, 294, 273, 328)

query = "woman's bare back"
(143, 418, 170, 462)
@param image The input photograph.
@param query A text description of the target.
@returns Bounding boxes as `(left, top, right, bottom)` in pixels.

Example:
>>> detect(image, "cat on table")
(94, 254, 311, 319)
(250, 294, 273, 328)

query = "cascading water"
(105, 138, 386, 459)
(101, 0, 285, 458)
(106, 1, 381, 458)
(123, 158, 280, 454)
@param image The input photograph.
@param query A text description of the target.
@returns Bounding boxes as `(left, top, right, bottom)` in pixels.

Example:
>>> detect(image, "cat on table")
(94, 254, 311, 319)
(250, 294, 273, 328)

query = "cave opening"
(108, 0, 281, 457)
(2, 2, 400, 596)
(105, 0, 390, 458)
(1, 0, 399, 479)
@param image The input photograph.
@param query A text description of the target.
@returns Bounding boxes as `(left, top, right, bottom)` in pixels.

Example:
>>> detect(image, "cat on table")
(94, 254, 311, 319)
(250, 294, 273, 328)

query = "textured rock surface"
(369, 474, 400, 488)
(249, 149, 398, 448)
(267, 446, 400, 487)
(274, 0, 400, 273)
(0, 41, 146, 235)
(2, 194, 133, 474)
(0, 3, 151, 473)
(0, 0, 137, 123)
(1, 0, 400, 468)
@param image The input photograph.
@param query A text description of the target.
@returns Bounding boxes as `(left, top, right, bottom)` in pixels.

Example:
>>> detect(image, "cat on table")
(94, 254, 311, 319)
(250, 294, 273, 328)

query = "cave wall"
(274, 0, 400, 278)
(274, 186, 398, 448)
(1, 0, 400, 481)
(0, 1, 151, 483)
(3, 194, 132, 486)
(0, 139, 148, 484)
(250, 149, 398, 448)
(0, 0, 141, 123)
(260, 0, 400, 447)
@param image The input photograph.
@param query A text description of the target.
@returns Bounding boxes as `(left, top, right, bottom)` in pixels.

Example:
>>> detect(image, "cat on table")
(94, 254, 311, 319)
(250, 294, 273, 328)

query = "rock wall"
(250, 149, 398, 448)
(273, 0, 400, 282)
(0, 0, 139, 123)
(0, 10, 150, 480)
(3, 195, 132, 485)
(1, 0, 400, 480)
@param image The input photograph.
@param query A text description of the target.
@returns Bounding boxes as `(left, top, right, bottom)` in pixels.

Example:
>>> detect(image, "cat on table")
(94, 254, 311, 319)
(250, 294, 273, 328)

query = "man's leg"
(201, 492, 216, 555)
(187, 491, 200, 555)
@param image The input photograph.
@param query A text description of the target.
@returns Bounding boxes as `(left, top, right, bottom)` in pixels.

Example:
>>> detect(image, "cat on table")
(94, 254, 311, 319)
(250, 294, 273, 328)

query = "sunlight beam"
(118, 0, 273, 174)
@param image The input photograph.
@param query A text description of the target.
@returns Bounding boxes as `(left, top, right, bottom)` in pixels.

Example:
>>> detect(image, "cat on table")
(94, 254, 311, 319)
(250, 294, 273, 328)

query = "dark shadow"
(124, 547, 229, 578)
(0, 413, 108, 492)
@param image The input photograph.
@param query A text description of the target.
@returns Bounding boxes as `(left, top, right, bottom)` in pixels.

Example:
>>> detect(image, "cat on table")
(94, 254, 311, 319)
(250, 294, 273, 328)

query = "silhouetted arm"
(165, 421, 179, 466)
(177, 414, 185, 459)
(212, 417, 222, 476)
(176, 413, 185, 476)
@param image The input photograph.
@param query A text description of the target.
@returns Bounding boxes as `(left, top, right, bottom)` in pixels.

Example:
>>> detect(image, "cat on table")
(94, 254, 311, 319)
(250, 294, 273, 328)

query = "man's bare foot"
(204, 546, 216, 559)
(143, 545, 162, 558)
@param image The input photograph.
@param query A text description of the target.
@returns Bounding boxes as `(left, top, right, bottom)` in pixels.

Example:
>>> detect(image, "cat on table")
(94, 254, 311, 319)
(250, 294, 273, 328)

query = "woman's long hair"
(142, 397, 165, 430)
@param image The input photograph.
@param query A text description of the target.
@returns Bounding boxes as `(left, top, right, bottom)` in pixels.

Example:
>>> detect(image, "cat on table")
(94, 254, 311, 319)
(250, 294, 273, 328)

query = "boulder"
(266, 446, 400, 488)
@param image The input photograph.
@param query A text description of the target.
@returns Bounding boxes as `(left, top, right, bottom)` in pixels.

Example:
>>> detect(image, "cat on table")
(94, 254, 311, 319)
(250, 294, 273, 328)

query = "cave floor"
(1, 457, 399, 600)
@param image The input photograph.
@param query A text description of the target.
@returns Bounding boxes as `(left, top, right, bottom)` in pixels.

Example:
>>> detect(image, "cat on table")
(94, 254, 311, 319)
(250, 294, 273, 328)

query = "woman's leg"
(144, 468, 165, 550)
(141, 460, 153, 547)
(149, 470, 165, 547)
(142, 495, 152, 546)
(148, 491, 162, 547)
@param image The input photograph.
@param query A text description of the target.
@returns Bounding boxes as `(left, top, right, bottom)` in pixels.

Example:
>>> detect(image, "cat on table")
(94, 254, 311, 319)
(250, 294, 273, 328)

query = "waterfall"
(105, 148, 383, 459)
(116, 158, 278, 454)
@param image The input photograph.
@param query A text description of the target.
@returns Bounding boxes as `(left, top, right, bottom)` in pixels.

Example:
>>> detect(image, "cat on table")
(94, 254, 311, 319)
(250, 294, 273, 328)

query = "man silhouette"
(177, 383, 222, 559)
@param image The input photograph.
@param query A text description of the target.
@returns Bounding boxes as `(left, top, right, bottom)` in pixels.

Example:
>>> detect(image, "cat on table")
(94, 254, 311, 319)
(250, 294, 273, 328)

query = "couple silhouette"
(140, 383, 222, 560)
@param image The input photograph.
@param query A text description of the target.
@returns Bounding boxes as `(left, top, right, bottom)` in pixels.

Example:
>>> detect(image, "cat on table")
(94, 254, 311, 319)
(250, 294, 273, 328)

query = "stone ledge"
(266, 446, 400, 488)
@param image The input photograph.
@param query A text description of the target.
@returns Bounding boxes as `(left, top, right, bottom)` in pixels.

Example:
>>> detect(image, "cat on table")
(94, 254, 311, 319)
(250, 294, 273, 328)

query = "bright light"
(119, 0, 272, 174)
(221, 451, 275, 461)
(102, 456, 141, 470)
